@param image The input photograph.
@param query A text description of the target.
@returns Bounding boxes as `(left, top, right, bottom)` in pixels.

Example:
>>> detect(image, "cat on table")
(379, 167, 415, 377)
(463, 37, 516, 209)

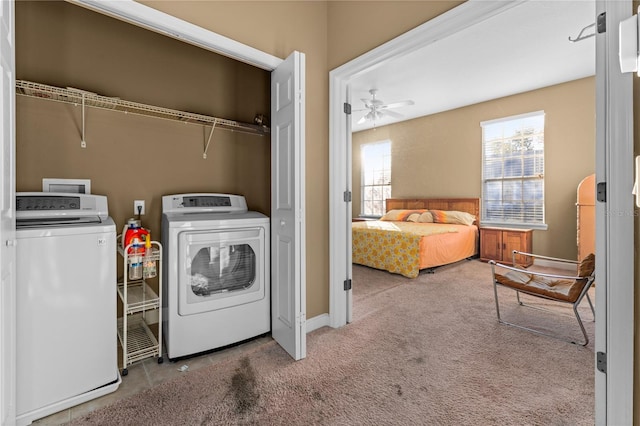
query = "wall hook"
(569, 22, 595, 43)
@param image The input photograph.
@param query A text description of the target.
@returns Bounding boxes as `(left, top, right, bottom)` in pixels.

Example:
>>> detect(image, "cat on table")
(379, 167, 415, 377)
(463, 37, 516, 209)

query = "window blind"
(481, 111, 545, 227)
(361, 140, 391, 217)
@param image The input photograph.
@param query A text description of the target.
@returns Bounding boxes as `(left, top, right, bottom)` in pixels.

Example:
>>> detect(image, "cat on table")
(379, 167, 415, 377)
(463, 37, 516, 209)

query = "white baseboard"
(533, 258, 576, 271)
(306, 313, 330, 333)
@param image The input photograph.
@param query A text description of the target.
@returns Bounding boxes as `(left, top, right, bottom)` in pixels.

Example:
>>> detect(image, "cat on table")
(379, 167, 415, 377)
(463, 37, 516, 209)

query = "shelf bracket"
(203, 121, 216, 159)
(81, 93, 87, 148)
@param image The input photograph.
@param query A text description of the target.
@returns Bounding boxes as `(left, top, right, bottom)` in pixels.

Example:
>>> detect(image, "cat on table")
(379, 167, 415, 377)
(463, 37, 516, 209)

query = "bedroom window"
(361, 140, 391, 217)
(481, 111, 546, 229)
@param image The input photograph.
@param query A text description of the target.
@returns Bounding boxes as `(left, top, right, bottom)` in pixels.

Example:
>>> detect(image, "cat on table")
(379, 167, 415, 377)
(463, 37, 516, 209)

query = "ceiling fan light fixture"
(356, 89, 414, 126)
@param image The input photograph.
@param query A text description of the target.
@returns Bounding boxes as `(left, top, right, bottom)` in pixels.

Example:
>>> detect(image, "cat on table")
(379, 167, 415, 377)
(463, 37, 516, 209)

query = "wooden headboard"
(385, 198, 480, 222)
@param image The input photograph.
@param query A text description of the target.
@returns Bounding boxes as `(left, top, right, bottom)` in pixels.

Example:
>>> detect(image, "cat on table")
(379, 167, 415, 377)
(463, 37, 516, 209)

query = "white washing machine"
(15, 193, 120, 425)
(162, 193, 270, 359)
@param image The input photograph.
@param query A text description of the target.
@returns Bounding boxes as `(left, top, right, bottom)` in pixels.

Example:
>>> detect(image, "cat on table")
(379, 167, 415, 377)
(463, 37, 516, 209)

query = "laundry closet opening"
(15, 0, 272, 306)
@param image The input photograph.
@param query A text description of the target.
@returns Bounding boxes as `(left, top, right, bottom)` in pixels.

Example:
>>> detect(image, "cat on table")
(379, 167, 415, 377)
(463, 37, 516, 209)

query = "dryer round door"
(177, 227, 266, 316)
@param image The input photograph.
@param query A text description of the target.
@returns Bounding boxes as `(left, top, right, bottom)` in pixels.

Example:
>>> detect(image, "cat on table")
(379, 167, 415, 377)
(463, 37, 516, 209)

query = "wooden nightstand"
(479, 227, 533, 266)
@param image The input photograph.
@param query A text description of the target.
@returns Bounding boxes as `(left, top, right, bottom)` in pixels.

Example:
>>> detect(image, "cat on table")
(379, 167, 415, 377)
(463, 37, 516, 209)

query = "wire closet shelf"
(15, 80, 269, 137)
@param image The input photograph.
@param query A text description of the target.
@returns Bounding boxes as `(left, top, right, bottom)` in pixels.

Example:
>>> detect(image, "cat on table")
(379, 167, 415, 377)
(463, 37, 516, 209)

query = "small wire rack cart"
(116, 236, 163, 376)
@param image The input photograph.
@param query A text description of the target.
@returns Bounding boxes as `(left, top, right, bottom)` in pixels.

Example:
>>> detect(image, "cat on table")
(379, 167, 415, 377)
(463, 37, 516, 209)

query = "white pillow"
(418, 211, 434, 223)
(406, 213, 420, 222)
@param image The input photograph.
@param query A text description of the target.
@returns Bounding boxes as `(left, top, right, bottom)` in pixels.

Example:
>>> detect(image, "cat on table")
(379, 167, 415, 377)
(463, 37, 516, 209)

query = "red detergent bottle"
(122, 219, 149, 254)
(123, 219, 150, 280)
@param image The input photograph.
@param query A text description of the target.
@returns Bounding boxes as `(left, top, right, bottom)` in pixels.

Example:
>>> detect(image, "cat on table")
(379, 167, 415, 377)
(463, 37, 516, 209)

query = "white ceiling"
(350, 1, 596, 132)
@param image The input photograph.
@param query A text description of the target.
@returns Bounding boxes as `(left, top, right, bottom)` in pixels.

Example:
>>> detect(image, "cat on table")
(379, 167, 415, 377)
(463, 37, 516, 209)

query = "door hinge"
(344, 279, 352, 291)
(344, 102, 351, 115)
(597, 12, 606, 34)
(343, 191, 352, 202)
(597, 351, 607, 373)
(296, 312, 306, 326)
(597, 182, 606, 202)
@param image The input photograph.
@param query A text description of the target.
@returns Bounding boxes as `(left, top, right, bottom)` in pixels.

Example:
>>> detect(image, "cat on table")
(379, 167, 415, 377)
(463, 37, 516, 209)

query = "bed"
(352, 198, 480, 278)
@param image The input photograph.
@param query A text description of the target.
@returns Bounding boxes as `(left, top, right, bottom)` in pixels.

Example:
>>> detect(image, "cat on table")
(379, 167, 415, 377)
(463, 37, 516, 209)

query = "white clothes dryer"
(161, 193, 270, 359)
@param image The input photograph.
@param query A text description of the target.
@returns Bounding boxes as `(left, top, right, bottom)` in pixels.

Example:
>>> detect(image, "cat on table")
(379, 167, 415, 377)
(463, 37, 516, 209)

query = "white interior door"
(271, 51, 306, 360)
(0, 0, 16, 424)
(594, 1, 634, 424)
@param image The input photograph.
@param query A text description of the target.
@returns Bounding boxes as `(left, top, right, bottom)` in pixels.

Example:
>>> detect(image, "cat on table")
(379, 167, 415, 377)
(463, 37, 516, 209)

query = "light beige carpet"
(74, 260, 594, 425)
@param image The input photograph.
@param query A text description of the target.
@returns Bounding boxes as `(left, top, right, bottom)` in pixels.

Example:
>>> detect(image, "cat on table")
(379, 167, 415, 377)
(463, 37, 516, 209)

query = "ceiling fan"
(355, 89, 415, 125)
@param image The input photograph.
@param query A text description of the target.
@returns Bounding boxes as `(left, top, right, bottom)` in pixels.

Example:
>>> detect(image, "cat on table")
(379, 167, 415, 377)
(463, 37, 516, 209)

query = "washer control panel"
(162, 193, 247, 214)
(17, 195, 81, 211)
(183, 195, 232, 208)
(16, 192, 109, 220)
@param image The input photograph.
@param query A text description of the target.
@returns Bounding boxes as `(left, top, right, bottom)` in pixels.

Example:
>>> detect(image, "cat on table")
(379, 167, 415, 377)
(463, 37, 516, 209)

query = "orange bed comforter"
(352, 221, 478, 278)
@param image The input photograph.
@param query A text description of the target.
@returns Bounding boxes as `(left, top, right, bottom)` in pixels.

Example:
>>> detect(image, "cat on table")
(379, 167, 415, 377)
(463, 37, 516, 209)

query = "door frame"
(0, 1, 16, 424)
(67, 0, 281, 71)
(329, 0, 633, 422)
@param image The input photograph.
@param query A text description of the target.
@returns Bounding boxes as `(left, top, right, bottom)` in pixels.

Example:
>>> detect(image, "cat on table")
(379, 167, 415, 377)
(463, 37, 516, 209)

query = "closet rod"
(15, 80, 269, 136)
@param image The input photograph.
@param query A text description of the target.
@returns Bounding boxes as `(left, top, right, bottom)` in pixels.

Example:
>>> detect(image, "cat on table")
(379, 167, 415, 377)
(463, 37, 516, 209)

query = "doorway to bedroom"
(346, 0, 596, 305)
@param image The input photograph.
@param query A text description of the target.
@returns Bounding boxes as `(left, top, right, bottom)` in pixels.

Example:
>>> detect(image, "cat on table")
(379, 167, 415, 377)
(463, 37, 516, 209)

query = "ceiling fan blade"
(380, 100, 415, 109)
(381, 110, 404, 119)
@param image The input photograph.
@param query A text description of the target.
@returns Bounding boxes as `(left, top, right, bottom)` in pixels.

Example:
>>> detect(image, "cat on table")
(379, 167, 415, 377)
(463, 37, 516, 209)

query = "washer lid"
(162, 193, 248, 214)
(16, 217, 115, 237)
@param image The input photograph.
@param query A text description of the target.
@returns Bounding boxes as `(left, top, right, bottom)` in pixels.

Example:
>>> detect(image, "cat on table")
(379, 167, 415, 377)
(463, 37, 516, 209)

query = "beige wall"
(353, 77, 596, 261)
(327, 1, 463, 70)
